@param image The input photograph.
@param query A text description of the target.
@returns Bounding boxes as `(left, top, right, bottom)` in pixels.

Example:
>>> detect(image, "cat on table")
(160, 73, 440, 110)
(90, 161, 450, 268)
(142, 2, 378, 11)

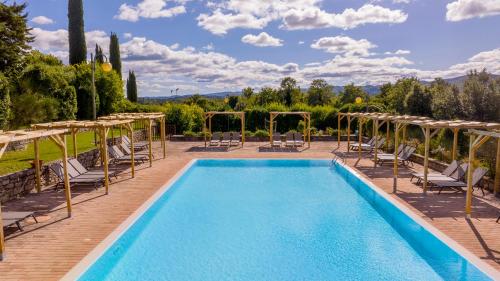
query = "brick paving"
(0, 141, 499, 280)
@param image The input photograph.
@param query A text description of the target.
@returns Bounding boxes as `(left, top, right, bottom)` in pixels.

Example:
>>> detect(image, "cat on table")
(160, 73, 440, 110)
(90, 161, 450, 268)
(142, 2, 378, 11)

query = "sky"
(21, 0, 500, 96)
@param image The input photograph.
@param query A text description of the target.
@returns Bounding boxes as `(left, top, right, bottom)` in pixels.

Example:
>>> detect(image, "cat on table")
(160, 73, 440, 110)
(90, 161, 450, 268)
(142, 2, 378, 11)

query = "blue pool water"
(78, 159, 491, 281)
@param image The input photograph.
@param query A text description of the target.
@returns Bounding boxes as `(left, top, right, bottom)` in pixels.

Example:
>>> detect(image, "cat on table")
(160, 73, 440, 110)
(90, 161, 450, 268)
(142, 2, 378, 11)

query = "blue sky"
(23, 0, 500, 96)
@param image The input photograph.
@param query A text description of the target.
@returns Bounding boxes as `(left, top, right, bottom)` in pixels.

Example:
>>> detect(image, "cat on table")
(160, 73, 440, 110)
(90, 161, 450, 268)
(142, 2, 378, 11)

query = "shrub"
(182, 130, 197, 137)
(326, 127, 334, 136)
(253, 129, 269, 138)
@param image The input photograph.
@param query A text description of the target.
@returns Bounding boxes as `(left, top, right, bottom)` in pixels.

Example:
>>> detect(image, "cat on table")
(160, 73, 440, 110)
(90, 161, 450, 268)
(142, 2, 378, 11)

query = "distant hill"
(139, 74, 499, 103)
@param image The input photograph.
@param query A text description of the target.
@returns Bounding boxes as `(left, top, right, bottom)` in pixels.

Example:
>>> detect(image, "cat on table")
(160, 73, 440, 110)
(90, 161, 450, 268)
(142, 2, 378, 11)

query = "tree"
(0, 72, 11, 129)
(126, 70, 137, 102)
(429, 78, 462, 120)
(0, 3, 32, 74)
(404, 83, 432, 117)
(242, 87, 253, 99)
(95, 44, 104, 64)
(279, 77, 300, 106)
(109, 32, 122, 78)
(68, 0, 87, 65)
(385, 78, 418, 113)
(460, 70, 500, 121)
(339, 83, 368, 105)
(307, 79, 333, 106)
(256, 87, 280, 105)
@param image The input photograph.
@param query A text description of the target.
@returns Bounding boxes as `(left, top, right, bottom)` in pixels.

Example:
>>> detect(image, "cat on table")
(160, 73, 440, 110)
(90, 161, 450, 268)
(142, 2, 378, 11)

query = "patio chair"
(221, 132, 231, 146)
(50, 162, 105, 190)
(373, 144, 405, 158)
(376, 146, 416, 166)
(109, 145, 148, 164)
(272, 133, 282, 147)
(120, 142, 152, 159)
(410, 160, 459, 183)
(68, 158, 120, 180)
(2, 211, 38, 231)
(427, 163, 468, 184)
(285, 132, 295, 147)
(122, 135, 149, 151)
(230, 132, 240, 146)
(431, 167, 488, 195)
(349, 136, 376, 150)
(209, 132, 221, 146)
(294, 132, 304, 147)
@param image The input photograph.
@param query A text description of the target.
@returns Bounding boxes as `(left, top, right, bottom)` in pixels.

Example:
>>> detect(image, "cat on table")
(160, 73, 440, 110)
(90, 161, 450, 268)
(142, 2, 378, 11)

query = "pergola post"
(241, 113, 245, 146)
(347, 115, 351, 152)
(71, 128, 78, 158)
(422, 126, 431, 194)
(126, 123, 135, 178)
(269, 113, 274, 146)
(337, 114, 342, 148)
(148, 119, 153, 167)
(386, 121, 390, 151)
(101, 127, 110, 194)
(161, 117, 166, 158)
(34, 138, 42, 193)
(307, 113, 311, 148)
(358, 117, 364, 161)
(495, 138, 500, 195)
(402, 126, 407, 146)
(0, 204, 3, 260)
(373, 119, 379, 167)
(465, 134, 476, 217)
(50, 134, 72, 217)
(203, 114, 208, 147)
(393, 122, 400, 193)
(452, 128, 459, 161)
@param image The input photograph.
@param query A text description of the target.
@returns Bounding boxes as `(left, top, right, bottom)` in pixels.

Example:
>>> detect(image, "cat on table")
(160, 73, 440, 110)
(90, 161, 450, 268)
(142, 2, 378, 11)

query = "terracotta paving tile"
(0, 141, 499, 280)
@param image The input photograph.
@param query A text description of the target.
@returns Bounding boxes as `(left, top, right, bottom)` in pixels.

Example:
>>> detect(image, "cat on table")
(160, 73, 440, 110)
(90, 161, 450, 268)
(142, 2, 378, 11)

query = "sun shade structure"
(269, 112, 311, 148)
(99, 112, 167, 165)
(32, 119, 135, 192)
(464, 129, 500, 217)
(203, 112, 245, 147)
(0, 128, 70, 261)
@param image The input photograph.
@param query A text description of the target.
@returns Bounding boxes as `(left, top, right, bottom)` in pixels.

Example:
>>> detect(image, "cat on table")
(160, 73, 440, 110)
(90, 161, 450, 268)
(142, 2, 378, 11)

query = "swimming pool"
(68, 159, 496, 280)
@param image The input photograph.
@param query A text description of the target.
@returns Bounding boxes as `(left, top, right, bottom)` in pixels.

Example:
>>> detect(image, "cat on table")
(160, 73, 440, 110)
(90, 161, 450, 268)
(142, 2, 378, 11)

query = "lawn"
(0, 130, 121, 175)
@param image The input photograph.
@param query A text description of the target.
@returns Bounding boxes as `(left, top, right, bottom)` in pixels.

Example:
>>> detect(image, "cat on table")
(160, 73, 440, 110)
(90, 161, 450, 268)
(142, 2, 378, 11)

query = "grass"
(0, 130, 123, 175)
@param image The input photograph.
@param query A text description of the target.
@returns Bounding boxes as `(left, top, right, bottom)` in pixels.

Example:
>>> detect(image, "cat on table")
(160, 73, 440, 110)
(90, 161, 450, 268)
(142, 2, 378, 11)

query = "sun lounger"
(272, 133, 282, 147)
(350, 136, 376, 150)
(209, 132, 221, 146)
(230, 132, 240, 146)
(2, 211, 38, 231)
(221, 132, 231, 146)
(120, 143, 152, 159)
(109, 145, 148, 164)
(285, 132, 295, 147)
(294, 132, 304, 147)
(431, 167, 488, 195)
(426, 163, 468, 183)
(122, 135, 149, 151)
(376, 146, 416, 166)
(411, 160, 459, 183)
(51, 162, 105, 189)
(68, 158, 119, 180)
(376, 144, 405, 158)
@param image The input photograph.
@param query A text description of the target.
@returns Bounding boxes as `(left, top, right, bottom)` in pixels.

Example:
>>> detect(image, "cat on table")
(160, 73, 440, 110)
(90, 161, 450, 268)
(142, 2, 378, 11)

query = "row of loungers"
(272, 132, 304, 147)
(210, 132, 241, 147)
(349, 136, 386, 152)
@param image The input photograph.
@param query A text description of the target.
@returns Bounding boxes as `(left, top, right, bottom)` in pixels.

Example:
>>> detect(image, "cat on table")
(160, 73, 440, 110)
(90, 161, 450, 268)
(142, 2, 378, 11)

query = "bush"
(11, 93, 59, 127)
(326, 127, 334, 136)
(253, 129, 269, 138)
(0, 72, 11, 129)
(182, 130, 197, 137)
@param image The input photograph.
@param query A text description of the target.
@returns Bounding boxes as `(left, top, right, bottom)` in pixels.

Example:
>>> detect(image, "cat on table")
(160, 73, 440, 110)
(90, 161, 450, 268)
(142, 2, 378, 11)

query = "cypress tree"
(126, 70, 138, 102)
(95, 44, 104, 63)
(68, 0, 87, 65)
(109, 32, 122, 78)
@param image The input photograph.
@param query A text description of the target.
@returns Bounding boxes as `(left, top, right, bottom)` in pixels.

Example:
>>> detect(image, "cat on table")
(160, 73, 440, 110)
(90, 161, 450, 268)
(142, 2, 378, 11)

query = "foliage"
(460, 70, 500, 121)
(279, 77, 300, 106)
(429, 78, 462, 120)
(68, 0, 87, 65)
(385, 78, 418, 113)
(95, 44, 104, 64)
(126, 70, 138, 102)
(0, 72, 11, 129)
(11, 93, 59, 127)
(95, 66, 124, 116)
(404, 83, 432, 117)
(109, 32, 122, 78)
(339, 83, 368, 105)
(253, 129, 269, 138)
(0, 2, 32, 74)
(307, 79, 333, 106)
(163, 103, 204, 133)
(16, 51, 77, 121)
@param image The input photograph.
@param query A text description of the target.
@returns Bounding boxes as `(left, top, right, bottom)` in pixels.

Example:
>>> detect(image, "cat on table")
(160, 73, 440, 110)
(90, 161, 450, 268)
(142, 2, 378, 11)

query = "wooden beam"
(422, 127, 431, 194)
(101, 128, 110, 194)
(71, 128, 78, 158)
(50, 134, 72, 217)
(465, 134, 475, 217)
(161, 117, 166, 158)
(373, 119, 379, 167)
(347, 115, 351, 152)
(386, 121, 390, 151)
(203, 115, 207, 148)
(0, 141, 10, 159)
(307, 114, 311, 148)
(393, 123, 400, 193)
(269, 113, 274, 146)
(125, 123, 135, 178)
(337, 114, 341, 148)
(452, 128, 459, 161)
(148, 119, 153, 167)
(358, 118, 364, 161)
(241, 114, 245, 146)
(495, 138, 500, 195)
(34, 138, 41, 193)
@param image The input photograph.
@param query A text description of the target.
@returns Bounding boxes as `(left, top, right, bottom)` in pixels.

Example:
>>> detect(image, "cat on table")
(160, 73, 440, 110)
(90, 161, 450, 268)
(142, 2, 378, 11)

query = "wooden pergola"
(32, 120, 135, 192)
(269, 112, 311, 148)
(0, 128, 70, 261)
(203, 112, 245, 147)
(99, 113, 167, 165)
(465, 129, 500, 217)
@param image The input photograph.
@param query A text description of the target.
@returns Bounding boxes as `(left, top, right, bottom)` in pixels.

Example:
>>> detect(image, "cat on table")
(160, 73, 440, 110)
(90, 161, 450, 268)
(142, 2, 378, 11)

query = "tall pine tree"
(109, 32, 122, 78)
(95, 44, 104, 63)
(126, 70, 137, 102)
(68, 0, 87, 65)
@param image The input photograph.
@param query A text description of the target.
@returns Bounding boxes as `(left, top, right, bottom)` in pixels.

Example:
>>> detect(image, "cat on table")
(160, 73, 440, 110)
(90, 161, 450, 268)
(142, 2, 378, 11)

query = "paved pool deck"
(0, 141, 499, 280)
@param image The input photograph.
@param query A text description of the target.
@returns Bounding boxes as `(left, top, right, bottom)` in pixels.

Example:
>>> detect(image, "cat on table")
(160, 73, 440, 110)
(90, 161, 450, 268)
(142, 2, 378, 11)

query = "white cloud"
(298, 41, 305, 45)
(241, 32, 283, 47)
(446, 0, 500, 21)
(31, 16, 54, 25)
(384, 49, 411, 55)
(115, 0, 186, 22)
(311, 36, 376, 56)
(124, 33, 133, 39)
(29, 28, 500, 96)
(393, 0, 411, 3)
(202, 43, 214, 51)
(197, 1, 408, 35)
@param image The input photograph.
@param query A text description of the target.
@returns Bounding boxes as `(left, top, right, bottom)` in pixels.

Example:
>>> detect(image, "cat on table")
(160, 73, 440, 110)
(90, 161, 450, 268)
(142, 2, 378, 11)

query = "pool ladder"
(331, 155, 345, 166)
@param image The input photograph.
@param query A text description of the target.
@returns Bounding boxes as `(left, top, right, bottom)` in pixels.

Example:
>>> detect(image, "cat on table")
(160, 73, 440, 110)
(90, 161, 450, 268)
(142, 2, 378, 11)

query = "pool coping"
(62, 158, 500, 280)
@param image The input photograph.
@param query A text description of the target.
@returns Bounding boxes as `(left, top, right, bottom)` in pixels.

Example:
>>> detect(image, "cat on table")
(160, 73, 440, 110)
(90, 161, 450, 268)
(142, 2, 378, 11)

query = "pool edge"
(61, 159, 197, 281)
